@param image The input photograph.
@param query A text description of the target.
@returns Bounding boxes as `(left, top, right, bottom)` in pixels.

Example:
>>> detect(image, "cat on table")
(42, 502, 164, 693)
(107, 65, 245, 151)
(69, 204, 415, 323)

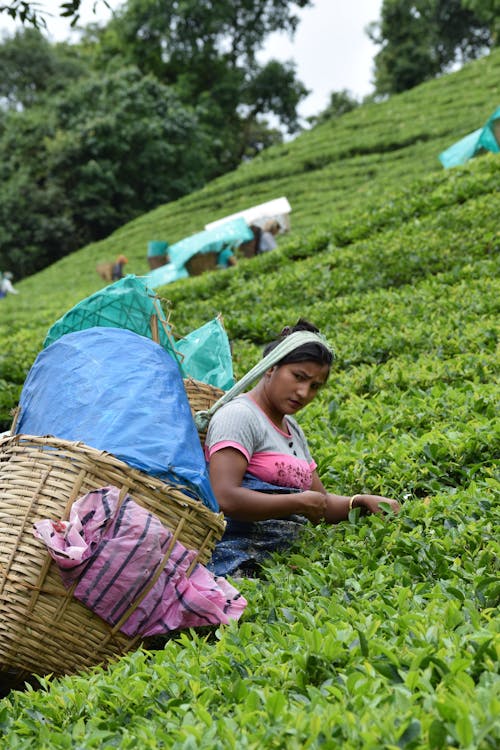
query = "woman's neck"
(248, 384, 288, 432)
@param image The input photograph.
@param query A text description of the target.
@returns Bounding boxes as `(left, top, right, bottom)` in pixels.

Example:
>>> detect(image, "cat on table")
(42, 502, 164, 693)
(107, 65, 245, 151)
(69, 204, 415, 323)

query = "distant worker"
(217, 247, 237, 269)
(112, 255, 128, 280)
(257, 219, 280, 254)
(0, 271, 19, 298)
(96, 255, 129, 283)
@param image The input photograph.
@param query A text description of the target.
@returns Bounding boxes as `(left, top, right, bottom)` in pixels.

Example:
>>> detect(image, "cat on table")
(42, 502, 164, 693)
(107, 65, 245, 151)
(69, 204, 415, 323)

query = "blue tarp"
(15, 327, 218, 511)
(439, 106, 500, 168)
(146, 217, 253, 288)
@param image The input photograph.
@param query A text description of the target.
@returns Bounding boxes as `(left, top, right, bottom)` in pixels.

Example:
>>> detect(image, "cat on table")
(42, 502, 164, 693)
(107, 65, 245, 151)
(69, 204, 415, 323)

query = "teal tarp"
(147, 240, 169, 257)
(439, 106, 500, 168)
(43, 275, 181, 367)
(146, 217, 253, 288)
(176, 317, 234, 391)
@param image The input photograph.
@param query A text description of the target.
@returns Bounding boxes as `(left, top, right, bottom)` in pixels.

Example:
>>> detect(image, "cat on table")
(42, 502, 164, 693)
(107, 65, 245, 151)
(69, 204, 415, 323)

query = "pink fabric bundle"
(33, 486, 246, 636)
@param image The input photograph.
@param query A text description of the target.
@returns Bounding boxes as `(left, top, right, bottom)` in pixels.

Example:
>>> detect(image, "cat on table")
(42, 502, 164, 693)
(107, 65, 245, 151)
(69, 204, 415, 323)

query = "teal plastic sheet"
(146, 263, 189, 288)
(148, 240, 169, 257)
(439, 106, 500, 168)
(176, 317, 234, 390)
(43, 276, 181, 369)
(146, 217, 253, 288)
(16, 327, 218, 511)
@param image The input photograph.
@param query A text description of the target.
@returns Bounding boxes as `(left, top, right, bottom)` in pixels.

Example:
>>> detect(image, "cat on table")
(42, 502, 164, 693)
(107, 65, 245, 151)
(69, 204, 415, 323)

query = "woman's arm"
(209, 448, 327, 523)
(310, 473, 400, 522)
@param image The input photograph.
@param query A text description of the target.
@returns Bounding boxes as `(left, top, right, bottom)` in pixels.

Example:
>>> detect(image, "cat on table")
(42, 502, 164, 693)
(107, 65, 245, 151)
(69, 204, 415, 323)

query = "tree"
(462, 0, 500, 43)
(0, 27, 89, 109)
(92, 0, 312, 171)
(0, 1, 108, 27)
(368, 0, 493, 96)
(307, 89, 360, 127)
(0, 67, 216, 278)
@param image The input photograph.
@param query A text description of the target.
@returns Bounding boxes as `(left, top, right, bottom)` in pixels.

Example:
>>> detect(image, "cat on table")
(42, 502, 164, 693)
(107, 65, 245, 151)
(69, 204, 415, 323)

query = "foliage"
(0, 0, 107, 27)
(0, 48, 499, 749)
(0, 66, 215, 278)
(463, 0, 500, 42)
(307, 89, 360, 127)
(368, 0, 493, 95)
(0, 27, 89, 109)
(92, 0, 312, 168)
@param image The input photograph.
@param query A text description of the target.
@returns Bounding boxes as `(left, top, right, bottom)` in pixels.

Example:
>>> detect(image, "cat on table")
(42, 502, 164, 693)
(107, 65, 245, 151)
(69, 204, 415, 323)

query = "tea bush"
(0, 49, 498, 749)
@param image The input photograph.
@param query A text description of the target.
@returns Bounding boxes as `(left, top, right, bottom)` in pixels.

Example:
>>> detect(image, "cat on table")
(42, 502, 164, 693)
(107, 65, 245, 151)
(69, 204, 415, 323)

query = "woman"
(205, 319, 400, 576)
(257, 219, 280, 254)
(0, 271, 19, 298)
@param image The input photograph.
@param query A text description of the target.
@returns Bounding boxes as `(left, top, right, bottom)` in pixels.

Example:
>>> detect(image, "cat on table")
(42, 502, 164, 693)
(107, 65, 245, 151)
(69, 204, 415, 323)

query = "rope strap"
(194, 331, 333, 432)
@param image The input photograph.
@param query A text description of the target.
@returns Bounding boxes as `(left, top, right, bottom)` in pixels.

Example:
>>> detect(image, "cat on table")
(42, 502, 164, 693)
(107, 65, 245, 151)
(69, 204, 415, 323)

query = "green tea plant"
(0, 47, 498, 750)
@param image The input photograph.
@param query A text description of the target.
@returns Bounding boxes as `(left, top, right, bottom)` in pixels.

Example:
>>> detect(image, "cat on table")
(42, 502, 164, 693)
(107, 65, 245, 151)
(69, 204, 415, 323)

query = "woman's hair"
(263, 319, 334, 367)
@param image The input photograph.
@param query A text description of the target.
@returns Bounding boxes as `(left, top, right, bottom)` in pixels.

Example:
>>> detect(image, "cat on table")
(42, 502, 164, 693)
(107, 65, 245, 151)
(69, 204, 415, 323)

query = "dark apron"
(207, 473, 306, 577)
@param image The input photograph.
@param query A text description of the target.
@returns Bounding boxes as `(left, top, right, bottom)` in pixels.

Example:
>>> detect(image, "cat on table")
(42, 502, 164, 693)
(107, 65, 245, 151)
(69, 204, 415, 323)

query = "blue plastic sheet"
(15, 327, 218, 511)
(146, 217, 253, 288)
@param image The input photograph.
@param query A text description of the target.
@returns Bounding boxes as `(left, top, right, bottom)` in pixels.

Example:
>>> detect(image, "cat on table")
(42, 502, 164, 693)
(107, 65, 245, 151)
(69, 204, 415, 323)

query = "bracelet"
(349, 494, 363, 511)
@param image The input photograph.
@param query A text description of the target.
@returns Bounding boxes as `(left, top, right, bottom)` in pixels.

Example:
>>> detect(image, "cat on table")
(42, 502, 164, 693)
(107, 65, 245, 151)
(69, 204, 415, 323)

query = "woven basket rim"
(0, 433, 224, 526)
(183, 376, 224, 394)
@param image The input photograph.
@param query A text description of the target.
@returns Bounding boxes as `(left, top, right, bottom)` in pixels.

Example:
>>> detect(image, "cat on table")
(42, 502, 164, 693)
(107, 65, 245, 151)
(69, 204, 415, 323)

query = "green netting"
(43, 275, 183, 370)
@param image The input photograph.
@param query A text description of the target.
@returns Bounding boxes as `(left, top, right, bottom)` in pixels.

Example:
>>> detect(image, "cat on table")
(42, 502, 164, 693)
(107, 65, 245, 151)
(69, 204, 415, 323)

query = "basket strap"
(194, 330, 333, 432)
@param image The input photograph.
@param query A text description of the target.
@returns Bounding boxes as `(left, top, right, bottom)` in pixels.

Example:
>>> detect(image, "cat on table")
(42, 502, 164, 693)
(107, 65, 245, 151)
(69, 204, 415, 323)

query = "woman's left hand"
(353, 494, 401, 516)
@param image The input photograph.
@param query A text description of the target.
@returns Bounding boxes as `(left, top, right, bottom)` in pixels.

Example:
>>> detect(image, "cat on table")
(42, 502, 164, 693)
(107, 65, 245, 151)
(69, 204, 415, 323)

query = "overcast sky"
(0, 0, 383, 120)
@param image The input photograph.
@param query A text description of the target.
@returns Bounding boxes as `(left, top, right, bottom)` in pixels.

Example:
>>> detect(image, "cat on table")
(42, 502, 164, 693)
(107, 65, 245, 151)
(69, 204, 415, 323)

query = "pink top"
(205, 395, 316, 490)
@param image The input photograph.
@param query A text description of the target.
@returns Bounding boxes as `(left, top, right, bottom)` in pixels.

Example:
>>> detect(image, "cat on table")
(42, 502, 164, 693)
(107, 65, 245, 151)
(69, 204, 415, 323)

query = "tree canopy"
(368, 0, 494, 95)
(0, 1, 104, 27)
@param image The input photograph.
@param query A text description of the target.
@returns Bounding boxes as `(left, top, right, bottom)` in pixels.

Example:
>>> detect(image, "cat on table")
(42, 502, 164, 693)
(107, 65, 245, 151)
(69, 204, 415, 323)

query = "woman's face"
(265, 360, 330, 415)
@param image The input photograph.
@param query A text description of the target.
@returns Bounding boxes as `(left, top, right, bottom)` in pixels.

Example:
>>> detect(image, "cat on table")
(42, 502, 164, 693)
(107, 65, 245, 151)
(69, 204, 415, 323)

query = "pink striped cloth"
(33, 486, 246, 636)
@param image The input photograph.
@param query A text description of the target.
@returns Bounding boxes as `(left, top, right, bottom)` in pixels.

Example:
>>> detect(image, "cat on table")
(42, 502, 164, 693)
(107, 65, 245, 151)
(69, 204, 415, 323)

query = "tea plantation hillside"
(1, 48, 499, 429)
(0, 50, 499, 749)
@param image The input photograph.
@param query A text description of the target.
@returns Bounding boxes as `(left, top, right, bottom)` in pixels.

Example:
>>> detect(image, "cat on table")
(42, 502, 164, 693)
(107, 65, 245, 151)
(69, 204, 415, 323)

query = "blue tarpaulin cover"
(439, 106, 500, 168)
(15, 327, 218, 511)
(147, 217, 253, 288)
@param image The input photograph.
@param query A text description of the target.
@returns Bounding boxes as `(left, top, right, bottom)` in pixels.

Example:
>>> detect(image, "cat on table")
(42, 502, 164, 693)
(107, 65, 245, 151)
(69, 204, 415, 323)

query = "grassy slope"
(0, 51, 499, 748)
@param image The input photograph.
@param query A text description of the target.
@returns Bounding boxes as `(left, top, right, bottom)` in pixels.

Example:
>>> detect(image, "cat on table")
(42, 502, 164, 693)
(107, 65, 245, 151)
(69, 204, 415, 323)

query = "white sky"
(0, 0, 383, 120)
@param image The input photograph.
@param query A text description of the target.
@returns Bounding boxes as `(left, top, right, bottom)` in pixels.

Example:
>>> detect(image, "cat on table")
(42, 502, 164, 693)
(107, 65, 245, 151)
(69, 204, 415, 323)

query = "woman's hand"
(298, 490, 328, 524)
(352, 494, 400, 516)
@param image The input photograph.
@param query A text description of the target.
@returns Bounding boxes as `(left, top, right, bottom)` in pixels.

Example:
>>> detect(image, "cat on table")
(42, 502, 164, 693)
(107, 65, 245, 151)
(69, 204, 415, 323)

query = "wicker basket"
(185, 251, 219, 276)
(184, 378, 224, 446)
(0, 434, 225, 682)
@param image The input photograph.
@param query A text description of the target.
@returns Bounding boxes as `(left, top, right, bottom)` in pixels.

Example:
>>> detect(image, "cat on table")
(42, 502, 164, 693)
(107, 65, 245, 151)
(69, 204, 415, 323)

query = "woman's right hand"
(298, 491, 328, 524)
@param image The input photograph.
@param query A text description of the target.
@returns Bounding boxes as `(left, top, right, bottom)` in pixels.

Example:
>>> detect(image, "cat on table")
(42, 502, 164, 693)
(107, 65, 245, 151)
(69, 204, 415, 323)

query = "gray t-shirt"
(205, 395, 315, 490)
